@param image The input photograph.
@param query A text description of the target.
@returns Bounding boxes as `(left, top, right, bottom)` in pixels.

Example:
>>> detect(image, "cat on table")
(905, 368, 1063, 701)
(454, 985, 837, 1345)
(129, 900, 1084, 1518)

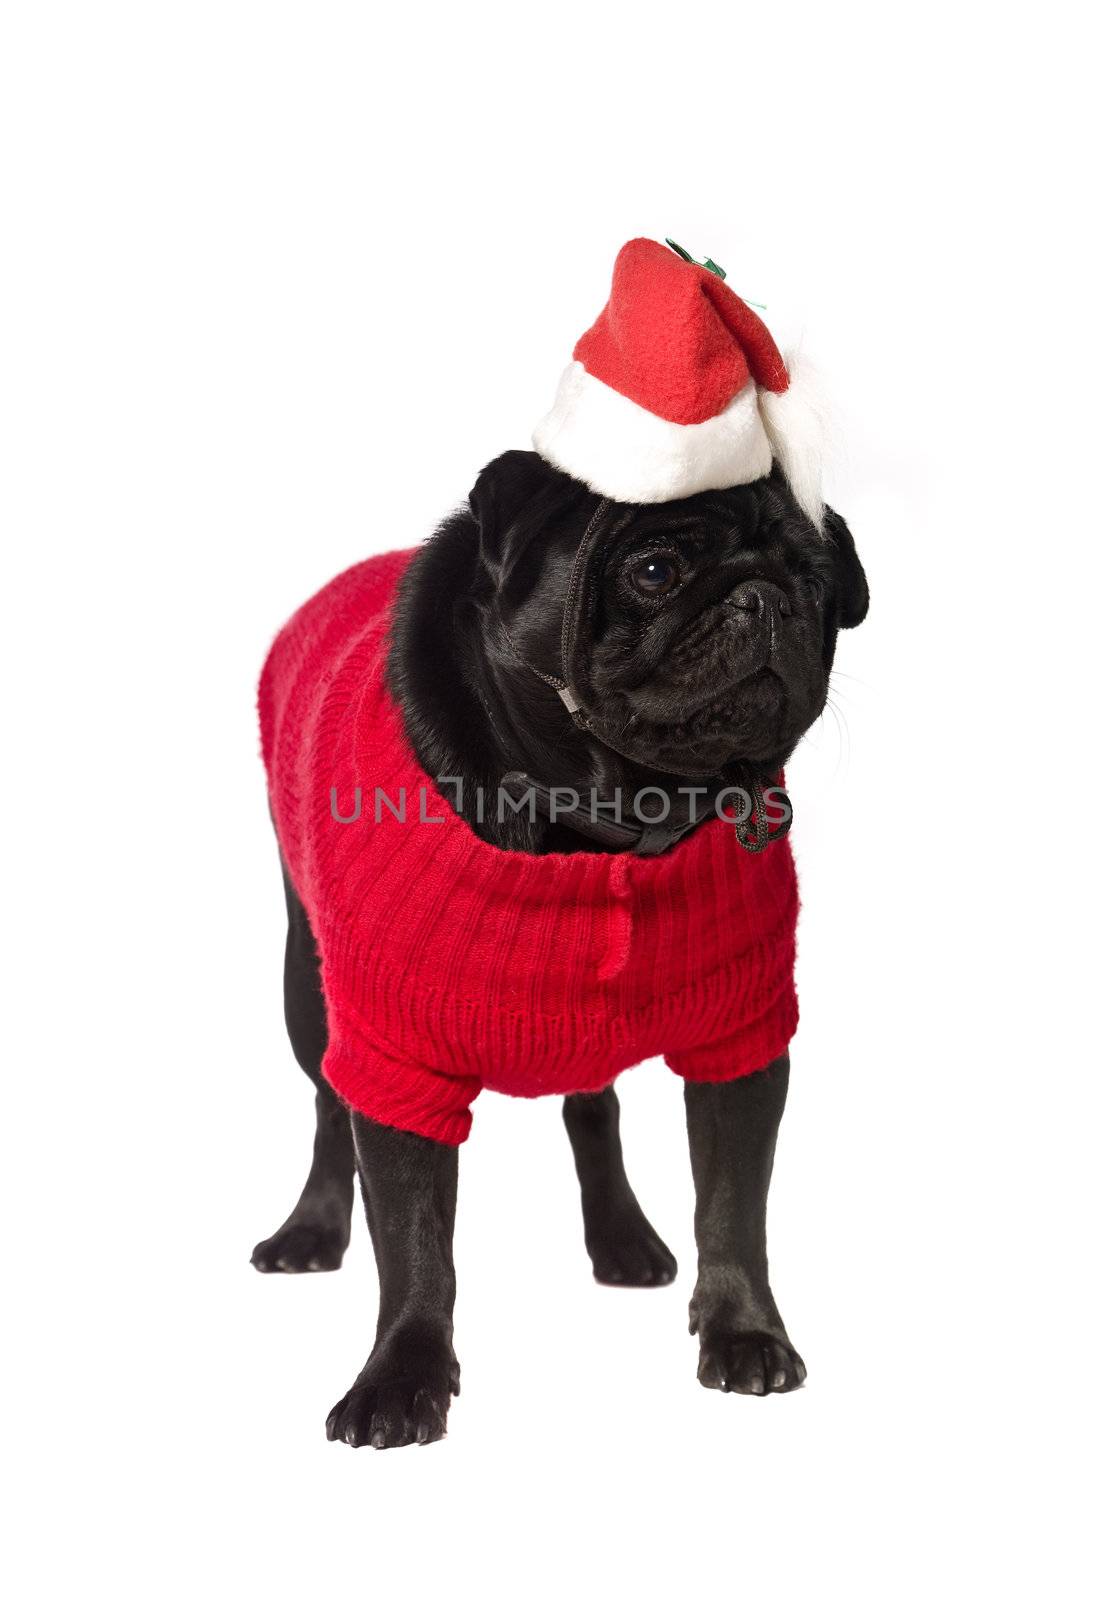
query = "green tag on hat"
(665, 237, 727, 280)
(664, 238, 766, 309)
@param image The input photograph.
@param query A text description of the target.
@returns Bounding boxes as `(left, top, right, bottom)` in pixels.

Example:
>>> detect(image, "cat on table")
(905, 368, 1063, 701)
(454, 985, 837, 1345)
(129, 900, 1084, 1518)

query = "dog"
(252, 447, 868, 1448)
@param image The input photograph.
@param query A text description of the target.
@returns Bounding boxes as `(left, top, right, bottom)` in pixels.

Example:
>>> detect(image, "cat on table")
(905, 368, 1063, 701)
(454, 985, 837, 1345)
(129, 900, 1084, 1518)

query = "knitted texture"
(259, 550, 800, 1144)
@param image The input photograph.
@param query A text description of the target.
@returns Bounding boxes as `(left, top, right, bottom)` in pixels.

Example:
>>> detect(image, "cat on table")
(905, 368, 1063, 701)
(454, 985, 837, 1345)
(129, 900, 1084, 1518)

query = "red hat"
(533, 237, 826, 524)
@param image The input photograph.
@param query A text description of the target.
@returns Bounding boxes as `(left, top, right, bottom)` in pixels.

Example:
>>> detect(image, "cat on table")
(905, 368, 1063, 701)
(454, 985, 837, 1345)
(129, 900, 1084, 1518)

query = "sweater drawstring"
(597, 854, 633, 980)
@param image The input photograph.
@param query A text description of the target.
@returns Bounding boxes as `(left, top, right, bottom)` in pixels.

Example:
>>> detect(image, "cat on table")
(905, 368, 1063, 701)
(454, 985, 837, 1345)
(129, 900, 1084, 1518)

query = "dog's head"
(470, 451, 868, 780)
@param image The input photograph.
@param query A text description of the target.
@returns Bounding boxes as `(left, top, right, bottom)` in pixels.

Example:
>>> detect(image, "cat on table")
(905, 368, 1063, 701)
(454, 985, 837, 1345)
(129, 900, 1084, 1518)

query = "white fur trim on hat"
(758, 353, 828, 530)
(532, 362, 773, 506)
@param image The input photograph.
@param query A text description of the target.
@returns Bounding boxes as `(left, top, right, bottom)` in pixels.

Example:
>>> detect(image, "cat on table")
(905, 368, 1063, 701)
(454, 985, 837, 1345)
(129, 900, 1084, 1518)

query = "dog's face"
(472, 452, 868, 779)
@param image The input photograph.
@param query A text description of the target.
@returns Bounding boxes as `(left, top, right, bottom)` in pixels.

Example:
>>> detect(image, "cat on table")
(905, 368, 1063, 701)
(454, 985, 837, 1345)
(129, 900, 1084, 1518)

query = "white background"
(3, 3, 1110, 1596)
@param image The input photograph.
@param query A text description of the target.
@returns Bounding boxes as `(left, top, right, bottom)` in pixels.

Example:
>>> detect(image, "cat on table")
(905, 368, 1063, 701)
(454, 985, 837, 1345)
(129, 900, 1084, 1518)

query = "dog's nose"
(728, 581, 792, 618)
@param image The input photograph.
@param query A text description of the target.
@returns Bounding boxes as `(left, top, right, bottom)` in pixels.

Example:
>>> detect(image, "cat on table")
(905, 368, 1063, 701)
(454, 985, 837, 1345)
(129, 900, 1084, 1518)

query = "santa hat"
(533, 237, 826, 526)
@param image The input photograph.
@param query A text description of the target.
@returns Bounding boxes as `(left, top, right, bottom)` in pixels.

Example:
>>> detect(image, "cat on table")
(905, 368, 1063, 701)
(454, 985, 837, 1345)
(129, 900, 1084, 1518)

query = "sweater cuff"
(323, 1034, 480, 1146)
(664, 984, 798, 1084)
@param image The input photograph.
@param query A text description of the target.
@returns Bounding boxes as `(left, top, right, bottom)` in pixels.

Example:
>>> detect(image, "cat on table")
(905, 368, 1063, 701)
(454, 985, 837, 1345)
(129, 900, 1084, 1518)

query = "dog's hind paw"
(251, 1217, 348, 1273)
(586, 1202, 678, 1287)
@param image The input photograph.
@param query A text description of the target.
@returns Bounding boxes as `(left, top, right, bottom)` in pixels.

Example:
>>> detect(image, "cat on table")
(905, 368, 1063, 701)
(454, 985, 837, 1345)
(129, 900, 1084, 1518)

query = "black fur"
(253, 452, 867, 1447)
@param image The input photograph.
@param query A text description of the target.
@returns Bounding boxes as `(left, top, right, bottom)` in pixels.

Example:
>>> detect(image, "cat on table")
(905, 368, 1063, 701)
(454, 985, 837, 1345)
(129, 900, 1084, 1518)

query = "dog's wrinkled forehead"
(476, 457, 779, 589)
(599, 481, 796, 566)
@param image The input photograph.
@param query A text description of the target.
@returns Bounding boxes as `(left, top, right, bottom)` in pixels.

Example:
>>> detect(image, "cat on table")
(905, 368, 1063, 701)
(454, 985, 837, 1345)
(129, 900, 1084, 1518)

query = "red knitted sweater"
(259, 550, 799, 1144)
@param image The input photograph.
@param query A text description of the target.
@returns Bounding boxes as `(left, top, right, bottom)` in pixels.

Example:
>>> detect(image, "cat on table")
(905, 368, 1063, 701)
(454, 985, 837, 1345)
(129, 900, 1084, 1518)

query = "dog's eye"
(800, 577, 822, 605)
(631, 557, 679, 598)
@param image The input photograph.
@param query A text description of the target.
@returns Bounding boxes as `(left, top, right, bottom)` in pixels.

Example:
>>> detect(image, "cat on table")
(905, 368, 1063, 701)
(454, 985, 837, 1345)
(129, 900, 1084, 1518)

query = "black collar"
(499, 770, 720, 856)
(499, 768, 791, 857)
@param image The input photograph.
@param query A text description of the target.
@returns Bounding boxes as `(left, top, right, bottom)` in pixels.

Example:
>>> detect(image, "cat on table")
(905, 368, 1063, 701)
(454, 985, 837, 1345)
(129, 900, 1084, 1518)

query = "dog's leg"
(684, 1054, 806, 1394)
(563, 1087, 677, 1286)
(251, 866, 355, 1273)
(326, 1116, 460, 1449)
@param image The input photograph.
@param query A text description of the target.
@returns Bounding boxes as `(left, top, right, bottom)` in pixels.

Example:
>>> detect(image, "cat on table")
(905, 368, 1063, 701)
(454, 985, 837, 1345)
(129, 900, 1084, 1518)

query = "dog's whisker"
(821, 696, 851, 775)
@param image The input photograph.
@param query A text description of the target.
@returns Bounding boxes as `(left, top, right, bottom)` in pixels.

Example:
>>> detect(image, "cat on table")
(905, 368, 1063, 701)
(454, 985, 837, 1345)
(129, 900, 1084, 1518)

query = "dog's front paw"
(325, 1327, 460, 1449)
(694, 1324, 806, 1395)
(325, 1379, 451, 1450)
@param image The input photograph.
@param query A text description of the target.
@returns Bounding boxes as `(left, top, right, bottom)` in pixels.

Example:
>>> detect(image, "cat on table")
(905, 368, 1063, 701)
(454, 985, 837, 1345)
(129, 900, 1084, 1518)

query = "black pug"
(252, 449, 867, 1448)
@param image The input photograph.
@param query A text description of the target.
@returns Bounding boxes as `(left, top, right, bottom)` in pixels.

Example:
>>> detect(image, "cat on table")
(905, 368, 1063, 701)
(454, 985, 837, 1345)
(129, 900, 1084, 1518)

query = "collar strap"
(502, 498, 665, 751)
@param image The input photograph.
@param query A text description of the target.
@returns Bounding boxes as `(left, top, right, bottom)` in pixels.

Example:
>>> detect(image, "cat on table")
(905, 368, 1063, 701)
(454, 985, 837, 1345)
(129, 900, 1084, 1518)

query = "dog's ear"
(824, 506, 869, 629)
(468, 450, 563, 574)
